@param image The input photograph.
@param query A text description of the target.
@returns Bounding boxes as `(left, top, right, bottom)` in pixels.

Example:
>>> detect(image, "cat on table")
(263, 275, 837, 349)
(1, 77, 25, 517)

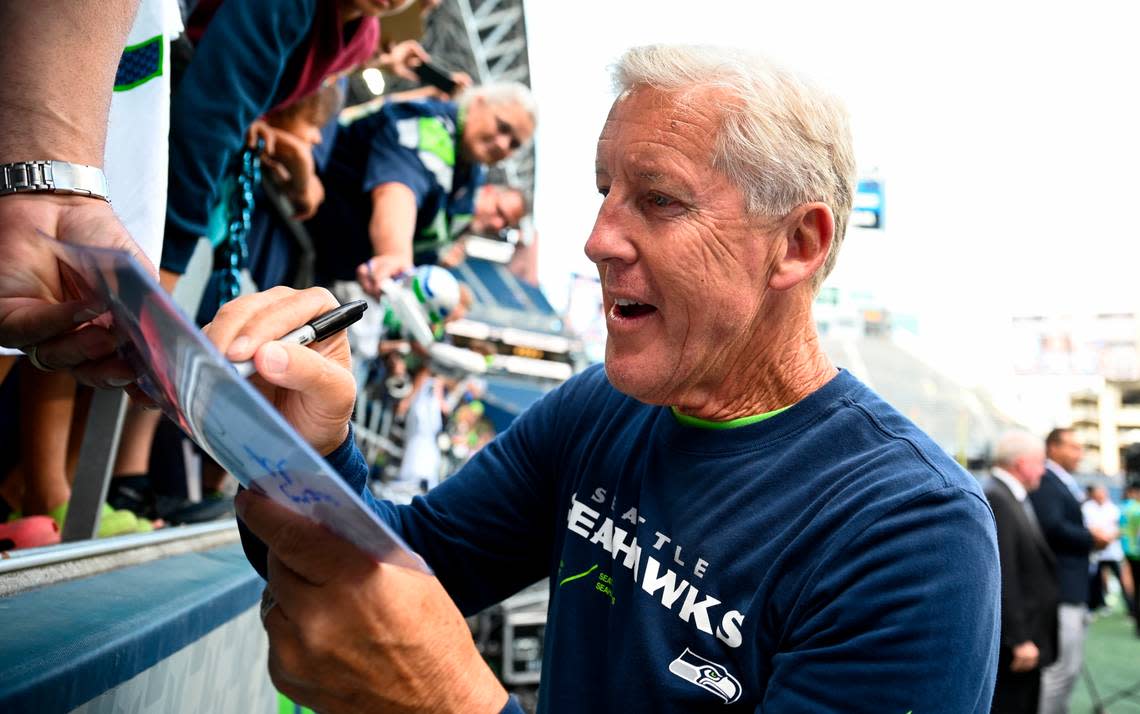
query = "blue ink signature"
(242, 445, 341, 507)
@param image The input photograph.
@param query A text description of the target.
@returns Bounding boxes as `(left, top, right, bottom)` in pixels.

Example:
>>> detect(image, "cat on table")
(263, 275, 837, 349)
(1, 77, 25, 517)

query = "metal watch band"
(0, 161, 110, 202)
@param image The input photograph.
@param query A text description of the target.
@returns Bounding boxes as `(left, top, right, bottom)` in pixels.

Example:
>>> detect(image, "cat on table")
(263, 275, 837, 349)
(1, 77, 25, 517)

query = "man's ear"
(768, 202, 834, 291)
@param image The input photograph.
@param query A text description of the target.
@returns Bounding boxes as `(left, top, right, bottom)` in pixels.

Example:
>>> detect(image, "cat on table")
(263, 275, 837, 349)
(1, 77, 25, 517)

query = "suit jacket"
(985, 477, 1059, 666)
(1029, 469, 1093, 604)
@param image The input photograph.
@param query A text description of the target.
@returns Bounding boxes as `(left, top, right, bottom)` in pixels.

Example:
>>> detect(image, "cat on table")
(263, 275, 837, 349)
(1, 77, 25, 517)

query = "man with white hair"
(985, 430, 1058, 713)
(307, 82, 537, 294)
(225, 44, 1000, 713)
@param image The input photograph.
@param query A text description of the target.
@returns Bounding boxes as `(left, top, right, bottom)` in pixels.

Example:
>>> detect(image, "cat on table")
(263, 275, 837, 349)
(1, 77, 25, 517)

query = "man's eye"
(648, 193, 673, 207)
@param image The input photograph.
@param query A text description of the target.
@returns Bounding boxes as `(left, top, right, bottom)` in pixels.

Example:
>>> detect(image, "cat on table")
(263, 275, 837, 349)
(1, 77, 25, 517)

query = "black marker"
(231, 300, 368, 379)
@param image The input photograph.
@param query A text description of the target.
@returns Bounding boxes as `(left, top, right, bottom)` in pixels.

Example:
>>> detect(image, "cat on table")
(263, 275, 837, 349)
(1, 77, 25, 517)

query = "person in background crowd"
(985, 430, 1058, 714)
(225, 44, 1001, 713)
(258, 82, 347, 220)
(436, 184, 529, 268)
(391, 369, 446, 494)
(1082, 485, 1131, 616)
(1122, 481, 1140, 636)
(447, 397, 492, 463)
(1031, 427, 1114, 714)
(470, 184, 529, 237)
(306, 83, 536, 294)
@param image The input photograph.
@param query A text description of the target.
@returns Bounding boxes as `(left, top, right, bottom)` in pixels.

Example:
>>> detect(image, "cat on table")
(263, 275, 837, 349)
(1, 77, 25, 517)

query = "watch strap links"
(0, 161, 110, 202)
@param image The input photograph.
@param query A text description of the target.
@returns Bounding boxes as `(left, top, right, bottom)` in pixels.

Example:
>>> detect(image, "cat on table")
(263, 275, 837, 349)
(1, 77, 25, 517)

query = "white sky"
(523, 1, 1140, 385)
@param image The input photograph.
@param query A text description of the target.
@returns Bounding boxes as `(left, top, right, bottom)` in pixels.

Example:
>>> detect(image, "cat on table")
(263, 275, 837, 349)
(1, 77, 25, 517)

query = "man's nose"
(584, 195, 637, 265)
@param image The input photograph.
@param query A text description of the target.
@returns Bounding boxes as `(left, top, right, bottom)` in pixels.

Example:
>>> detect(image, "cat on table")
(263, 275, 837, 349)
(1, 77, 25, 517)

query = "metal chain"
(217, 141, 262, 307)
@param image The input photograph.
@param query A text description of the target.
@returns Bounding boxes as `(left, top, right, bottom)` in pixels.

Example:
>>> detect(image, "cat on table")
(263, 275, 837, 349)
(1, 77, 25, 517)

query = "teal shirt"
(1123, 498, 1140, 559)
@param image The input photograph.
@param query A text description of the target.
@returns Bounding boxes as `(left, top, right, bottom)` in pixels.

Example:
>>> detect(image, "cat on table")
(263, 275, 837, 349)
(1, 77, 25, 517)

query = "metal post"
(60, 389, 128, 542)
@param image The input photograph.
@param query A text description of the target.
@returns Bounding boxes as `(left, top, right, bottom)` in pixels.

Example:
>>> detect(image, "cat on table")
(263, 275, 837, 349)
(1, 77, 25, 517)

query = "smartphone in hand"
(414, 62, 459, 94)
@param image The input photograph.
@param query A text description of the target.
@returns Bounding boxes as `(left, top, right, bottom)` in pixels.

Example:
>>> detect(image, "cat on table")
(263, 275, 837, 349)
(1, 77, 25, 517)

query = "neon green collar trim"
(671, 404, 792, 430)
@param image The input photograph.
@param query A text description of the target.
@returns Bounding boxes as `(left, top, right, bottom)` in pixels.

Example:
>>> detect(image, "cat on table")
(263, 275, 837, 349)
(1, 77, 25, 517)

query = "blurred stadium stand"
(452, 255, 558, 329)
(446, 254, 580, 427)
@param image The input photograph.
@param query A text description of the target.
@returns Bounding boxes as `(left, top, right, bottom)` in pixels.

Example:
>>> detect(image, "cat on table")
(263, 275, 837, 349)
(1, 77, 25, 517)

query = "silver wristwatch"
(0, 161, 110, 202)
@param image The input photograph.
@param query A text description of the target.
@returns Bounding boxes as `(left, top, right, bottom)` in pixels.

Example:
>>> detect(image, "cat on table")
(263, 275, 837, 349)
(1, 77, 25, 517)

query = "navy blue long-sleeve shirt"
(244, 366, 1001, 712)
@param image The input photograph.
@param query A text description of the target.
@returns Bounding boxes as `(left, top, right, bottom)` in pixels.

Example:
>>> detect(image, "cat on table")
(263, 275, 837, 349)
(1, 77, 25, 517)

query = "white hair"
(458, 81, 538, 127)
(612, 45, 856, 289)
(994, 430, 1044, 468)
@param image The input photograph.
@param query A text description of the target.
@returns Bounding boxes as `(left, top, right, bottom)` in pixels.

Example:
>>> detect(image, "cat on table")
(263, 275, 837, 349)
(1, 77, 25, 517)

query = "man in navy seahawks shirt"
(219, 44, 1001, 713)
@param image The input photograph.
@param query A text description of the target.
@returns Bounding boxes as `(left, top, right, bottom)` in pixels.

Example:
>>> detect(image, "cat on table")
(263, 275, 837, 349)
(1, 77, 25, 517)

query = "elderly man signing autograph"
(214, 44, 1001, 713)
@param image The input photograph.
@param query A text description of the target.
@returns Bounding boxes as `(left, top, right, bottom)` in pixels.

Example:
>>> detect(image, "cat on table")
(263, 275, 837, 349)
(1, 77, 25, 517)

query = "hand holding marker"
(231, 300, 368, 379)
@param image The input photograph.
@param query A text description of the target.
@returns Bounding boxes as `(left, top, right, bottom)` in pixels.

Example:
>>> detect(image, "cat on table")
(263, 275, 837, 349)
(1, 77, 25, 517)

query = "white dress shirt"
(991, 467, 1028, 502)
(1046, 458, 1085, 503)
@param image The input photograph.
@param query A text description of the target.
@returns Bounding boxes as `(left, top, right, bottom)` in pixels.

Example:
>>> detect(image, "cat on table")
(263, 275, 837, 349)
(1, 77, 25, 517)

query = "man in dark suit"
(986, 430, 1058, 713)
(1030, 427, 1112, 714)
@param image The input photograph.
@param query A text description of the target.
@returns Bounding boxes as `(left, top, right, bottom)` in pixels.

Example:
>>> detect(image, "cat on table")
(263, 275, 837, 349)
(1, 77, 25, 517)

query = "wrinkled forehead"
(603, 85, 721, 130)
(595, 89, 732, 194)
(596, 86, 723, 160)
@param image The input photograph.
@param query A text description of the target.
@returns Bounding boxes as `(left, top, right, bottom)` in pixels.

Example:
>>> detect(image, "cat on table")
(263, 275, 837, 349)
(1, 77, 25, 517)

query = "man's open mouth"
(611, 297, 658, 319)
